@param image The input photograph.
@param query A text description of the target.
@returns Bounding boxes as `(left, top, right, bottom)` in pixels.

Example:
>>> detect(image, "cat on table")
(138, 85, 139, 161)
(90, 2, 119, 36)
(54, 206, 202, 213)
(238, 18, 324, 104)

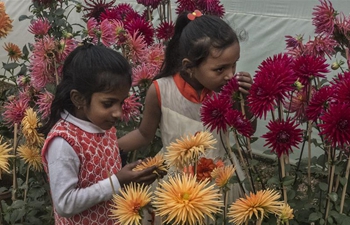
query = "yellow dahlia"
(3, 42, 22, 61)
(0, 2, 13, 38)
(228, 189, 283, 225)
(133, 153, 167, 175)
(278, 203, 294, 224)
(153, 173, 223, 225)
(165, 131, 217, 169)
(21, 108, 45, 147)
(211, 164, 235, 188)
(17, 145, 42, 172)
(110, 182, 152, 225)
(0, 136, 13, 173)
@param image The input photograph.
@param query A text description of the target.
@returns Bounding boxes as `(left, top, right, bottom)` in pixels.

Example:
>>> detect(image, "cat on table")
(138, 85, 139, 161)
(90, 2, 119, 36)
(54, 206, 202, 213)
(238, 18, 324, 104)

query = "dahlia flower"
(312, 0, 337, 35)
(36, 90, 54, 120)
(136, 0, 162, 9)
(220, 76, 240, 104)
(292, 55, 329, 85)
(132, 63, 158, 87)
(228, 189, 283, 225)
(201, 93, 232, 133)
(196, 157, 217, 181)
(141, 43, 165, 71)
(319, 103, 350, 148)
(0, 136, 13, 174)
(2, 97, 30, 128)
(306, 85, 334, 122)
(248, 53, 296, 119)
(125, 17, 154, 46)
(3, 42, 22, 61)
(283, 87, 310, 123)
(153, 173, 223, 225)
(21, 108, 45, 147)
(196, 0, 225, 17)
(83, 0, 114, 20)
(17, 145, 43, 172)
(125, 31, 147, 64)
(262, 118, 303, 157)
(165, 131, 217, 169)
(304, 35, 337, 59)
(0, 2, 13, 38)
(110, 183, 152, 225)
(28, 18, 51, 36)
(211, 164, 235, 188)
(331, 72, 350, 103)
(225, 109, 254, 137)
(156, 21, 175, 41)
(100, 19, 115, 47)
(100, 3, 135, 21)
(278, 203, 294, 224)
(133, 153, 167, 175)
(175, 0, 196, 15)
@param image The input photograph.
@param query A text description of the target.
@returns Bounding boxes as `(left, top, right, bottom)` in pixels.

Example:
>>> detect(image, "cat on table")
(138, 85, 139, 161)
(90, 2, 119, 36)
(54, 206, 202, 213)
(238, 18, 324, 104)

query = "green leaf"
(250, 136, 258, 143)
(22, 45, 29, 58)
(328, 192, 338, 202)
(309, 212, 321, 221)
(282, 176, 294, 186)
(339, 177, 348, 186)
(18, 15, 29, 21)
(319, 182, 328, 191)
(267, 176, 279, 185)
(55, 8, 65, 16)
(2, 62, 19, 71)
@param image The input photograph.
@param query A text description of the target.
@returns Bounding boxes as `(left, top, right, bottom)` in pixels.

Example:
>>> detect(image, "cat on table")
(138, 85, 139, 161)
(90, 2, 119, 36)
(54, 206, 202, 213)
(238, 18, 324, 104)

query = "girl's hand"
(236, 72, 253, 95)
(116, 160, 158, 186)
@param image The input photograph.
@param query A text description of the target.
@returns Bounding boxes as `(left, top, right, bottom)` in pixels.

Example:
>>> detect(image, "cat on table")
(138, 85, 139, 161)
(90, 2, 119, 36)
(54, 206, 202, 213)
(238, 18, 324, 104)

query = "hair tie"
(187, 10, 203, 21)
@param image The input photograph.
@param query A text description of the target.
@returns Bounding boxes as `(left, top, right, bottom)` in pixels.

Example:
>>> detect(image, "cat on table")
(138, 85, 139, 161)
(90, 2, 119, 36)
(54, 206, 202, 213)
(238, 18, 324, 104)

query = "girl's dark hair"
(154, 12, 239, 80)
(40, 44, 132, 135)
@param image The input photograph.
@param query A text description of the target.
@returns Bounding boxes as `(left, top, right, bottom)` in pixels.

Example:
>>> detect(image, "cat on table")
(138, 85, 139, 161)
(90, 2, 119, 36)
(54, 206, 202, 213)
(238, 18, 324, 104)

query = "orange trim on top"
(173, 73, 212, 103)
(153, 80, 161, 107)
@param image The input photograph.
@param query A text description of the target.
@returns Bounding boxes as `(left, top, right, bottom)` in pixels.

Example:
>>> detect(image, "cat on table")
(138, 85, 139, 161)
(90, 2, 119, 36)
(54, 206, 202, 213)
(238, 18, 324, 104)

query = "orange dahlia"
(3, 42, 22, 61)
(0, 2, 13, 38)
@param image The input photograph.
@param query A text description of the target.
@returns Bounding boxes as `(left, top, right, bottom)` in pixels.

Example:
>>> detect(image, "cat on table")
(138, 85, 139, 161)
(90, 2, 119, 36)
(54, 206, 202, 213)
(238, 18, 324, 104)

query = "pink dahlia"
(136, 0, 162, 9)
(57, 38, 77, 61)
(334, 13, 350, 46)
(36, 90, 54, 120)
(292, 55, 329, 85)
(306, 85, 334, 122)
(100, 19, 115, 47)
(121, 94, 142, 123)
(156, 21, 175, 41)
(220, 77, 240, 105)
(196, 0, 225, 17)
(201, 93, 232, 133)
(248, 53, 296, 119)
(285, 35, 304, 49)
(2, 97, 30, 128)
(132, 63, 158, 87)
(304, 35, 337, 59)
(225, 109, 253, 137)
(100, 3, 135, 21)
(110, 20, 128, 46)
(283, 87, 312, 123)
(319, 103, 350, 148)
(86, 17, 99, 43)
(126, 31, 147, 64)
(125, 17, 154, 46)
(28, 18, 51, 36)
(83, 0, 114, 20)
(262, 118, 303, 157)
(312, 0, 337, 35)
(29, 36, 58, 90)
(141, 43, 164, 72)
(175, 0, 196, 14)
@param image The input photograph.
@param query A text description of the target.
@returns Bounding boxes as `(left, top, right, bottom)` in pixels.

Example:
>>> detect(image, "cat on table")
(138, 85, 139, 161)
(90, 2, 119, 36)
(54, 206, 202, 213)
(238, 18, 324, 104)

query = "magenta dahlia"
(262, 118, 303, 157)
(319, 103, 350, 148)
(175, 0, 196, 14)
(306, 85, 334, 122)
(2, 96, 30, 128)
(83, 0, 114, 20)
(126, 31, 147, 64)
(332, 72, 350, 103)
(100, 3, 135, 21)
(304, 35, 337, 58)
(136, 0, 162, 9)
(36, 90, 54, 120)
(201, 93, 232, 133)
(220, 76, 240, 105)
(156, 21, 175, 41)
(125, 17, 154, 46)
(132, 63, 158, 87)
(292, 55, 329, 85)
(196, 0, 225, 17)
(225, 109, 253, 137)
(312, 0, 337, 35)
(247, 53, 296, 119)
(100, 19, 115, 47)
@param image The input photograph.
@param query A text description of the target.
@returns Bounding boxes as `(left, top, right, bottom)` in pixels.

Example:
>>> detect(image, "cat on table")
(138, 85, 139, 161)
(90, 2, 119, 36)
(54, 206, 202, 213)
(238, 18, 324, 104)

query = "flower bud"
(331, 62, 340, 70)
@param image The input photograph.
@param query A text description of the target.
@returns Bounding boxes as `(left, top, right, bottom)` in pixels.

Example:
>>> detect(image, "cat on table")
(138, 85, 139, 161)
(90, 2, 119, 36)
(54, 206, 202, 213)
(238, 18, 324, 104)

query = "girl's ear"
(70, 89, 85, 109)
(182, 58, 194, 76)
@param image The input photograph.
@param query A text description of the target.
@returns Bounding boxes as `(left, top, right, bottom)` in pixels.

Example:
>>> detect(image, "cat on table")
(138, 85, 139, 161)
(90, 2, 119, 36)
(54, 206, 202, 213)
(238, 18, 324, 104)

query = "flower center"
(182, 192, 190, 201)
(277, 131, 290, 143)
(132, 203, 141, 213)
(337, 119, 348, 130)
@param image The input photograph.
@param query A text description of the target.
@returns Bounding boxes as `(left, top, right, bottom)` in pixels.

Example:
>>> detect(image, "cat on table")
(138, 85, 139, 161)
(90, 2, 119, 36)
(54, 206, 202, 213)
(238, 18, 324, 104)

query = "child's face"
(192, 42, 240, 92)
(82, 85, 130, 130)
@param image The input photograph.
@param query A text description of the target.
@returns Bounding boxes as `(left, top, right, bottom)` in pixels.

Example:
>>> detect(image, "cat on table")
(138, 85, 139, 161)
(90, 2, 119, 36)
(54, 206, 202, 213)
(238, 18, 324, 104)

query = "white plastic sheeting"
(1, 0, 350, 160)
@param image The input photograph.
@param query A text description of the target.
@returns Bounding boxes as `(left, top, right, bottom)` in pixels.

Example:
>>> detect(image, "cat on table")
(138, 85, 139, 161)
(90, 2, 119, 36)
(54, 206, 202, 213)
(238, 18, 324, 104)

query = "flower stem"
(307, 120, 312, 187)
(12, 123, 18, 201)
(324, 147, 336, 225)
(340, 156, 350, 214)
(223, 189, 228, 225)
(23, 165, 30, 202)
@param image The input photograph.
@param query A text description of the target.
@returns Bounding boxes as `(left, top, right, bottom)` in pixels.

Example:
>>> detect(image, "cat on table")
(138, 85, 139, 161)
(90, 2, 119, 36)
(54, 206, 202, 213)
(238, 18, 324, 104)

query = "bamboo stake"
(340, 157, 350, 213)
(324, 147, 336, 225)
(307, 120, 312, 187)
(12, 123, 18, 201)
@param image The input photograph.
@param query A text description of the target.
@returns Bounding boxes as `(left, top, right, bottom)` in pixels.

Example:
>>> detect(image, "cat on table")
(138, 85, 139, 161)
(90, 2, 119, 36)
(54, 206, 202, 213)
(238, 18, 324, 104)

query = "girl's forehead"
(206, 43, 240, 62)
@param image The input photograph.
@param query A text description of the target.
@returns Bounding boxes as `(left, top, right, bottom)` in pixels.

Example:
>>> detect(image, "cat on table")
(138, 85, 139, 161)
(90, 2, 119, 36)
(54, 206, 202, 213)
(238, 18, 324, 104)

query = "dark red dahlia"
(262, 118, 303, 157)
(196, 0, 225, 17)
(32, 0, 62, 7)
(175, 0, 196, 14)
(319, 103, 350, 148)
(225, 109, 253, 137)
(125, 17, 155, 46)
(331, 72, 350, 103)
(247, 53, 296, 119)
(156, 21, 175, 41)
(292, 55, 329, 85)
(83, 0, 114, 21)
(220, 77, 240, 105)
(136, 0, 162, 9)
(100, 3, 136, 21)
(306, 85, 334, 122)
(201, 93, 232, 133)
